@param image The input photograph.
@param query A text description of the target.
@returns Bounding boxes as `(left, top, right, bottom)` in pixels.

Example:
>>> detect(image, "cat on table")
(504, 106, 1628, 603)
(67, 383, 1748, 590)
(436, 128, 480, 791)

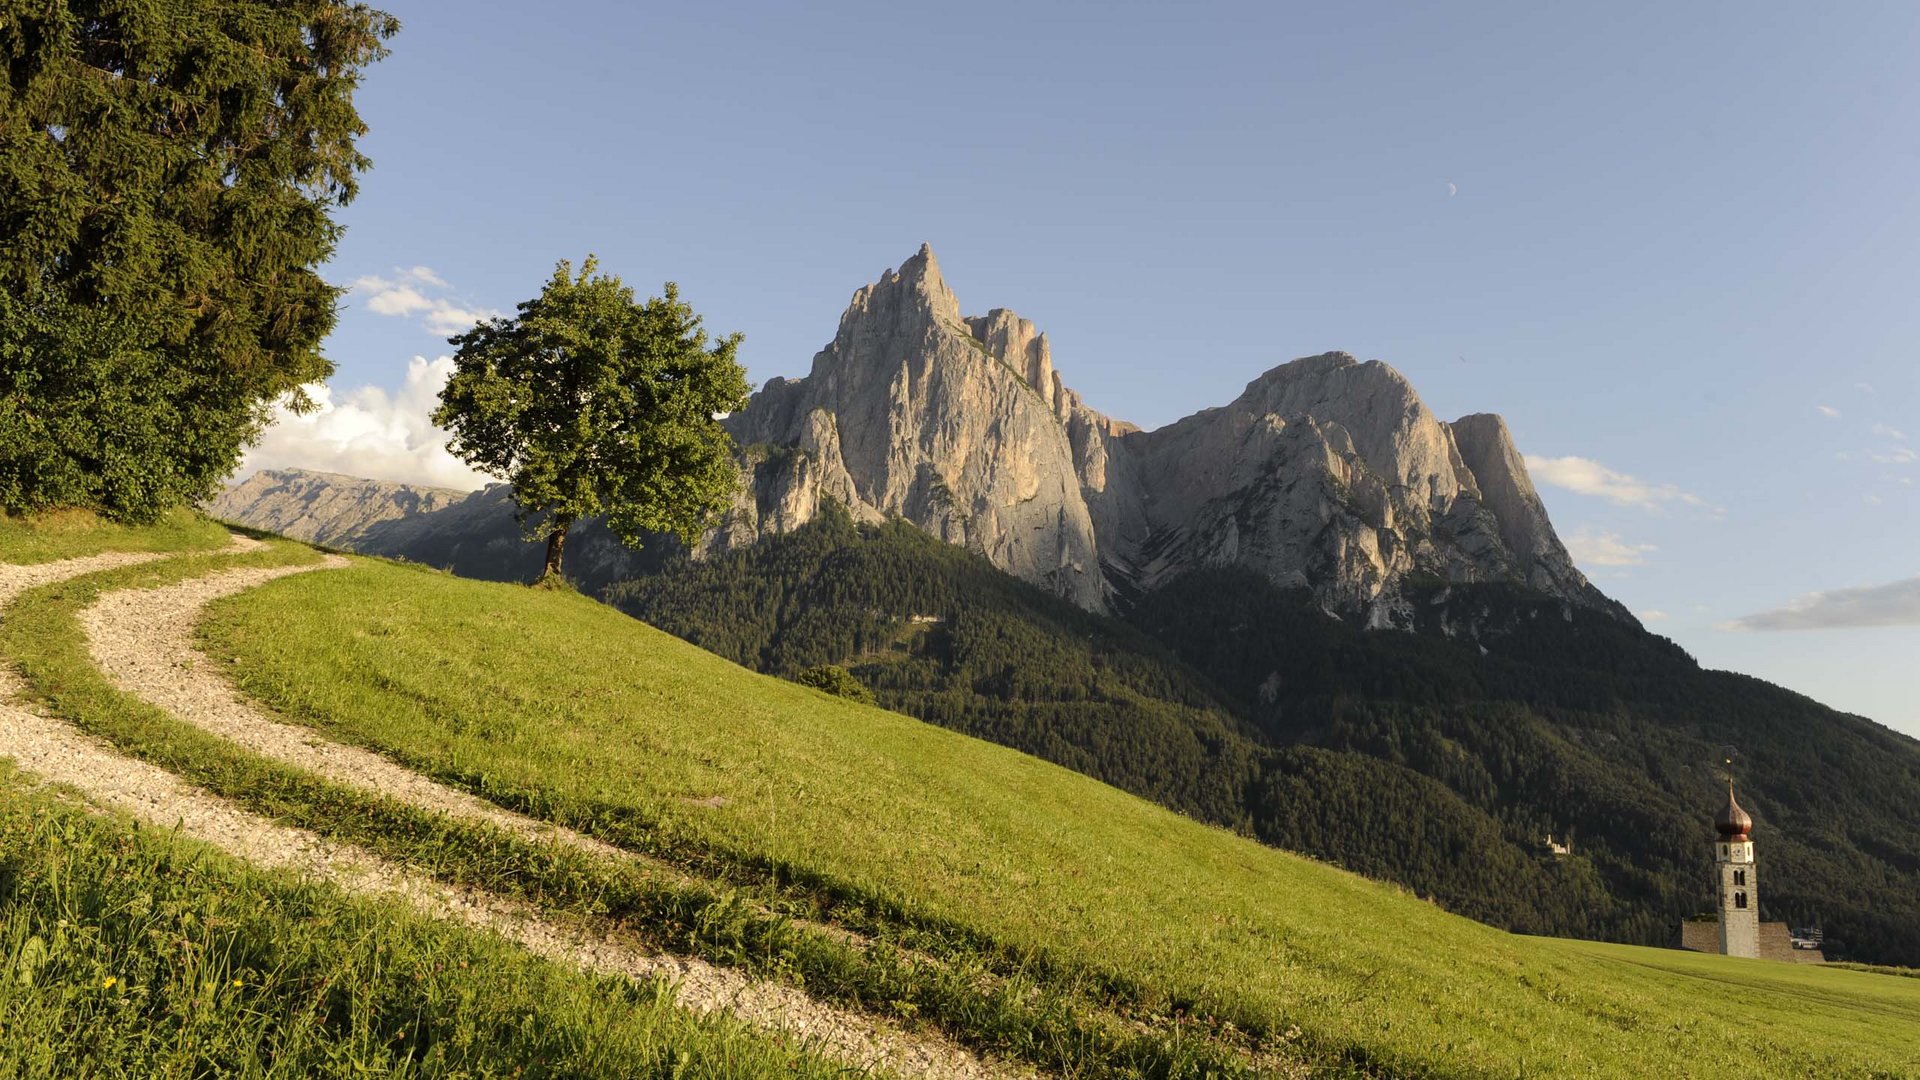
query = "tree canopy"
(433, 258, 751, 579)
(0, 0, 398, 520)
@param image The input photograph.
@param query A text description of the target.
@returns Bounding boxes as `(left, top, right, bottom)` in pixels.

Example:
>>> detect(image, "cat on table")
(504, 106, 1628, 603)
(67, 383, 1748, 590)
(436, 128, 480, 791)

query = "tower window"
(1735, 892, 1748, 909)
(1734, 870, 1746, 886)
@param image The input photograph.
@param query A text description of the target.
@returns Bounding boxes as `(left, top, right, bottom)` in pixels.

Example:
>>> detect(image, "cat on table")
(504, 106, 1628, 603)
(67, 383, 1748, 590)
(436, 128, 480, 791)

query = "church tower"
(1714, 781, 1760, 958)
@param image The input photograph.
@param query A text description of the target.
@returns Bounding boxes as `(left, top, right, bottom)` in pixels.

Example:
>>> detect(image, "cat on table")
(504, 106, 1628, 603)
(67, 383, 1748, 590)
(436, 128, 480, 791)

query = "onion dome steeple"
(1715, 780, 1753, 839)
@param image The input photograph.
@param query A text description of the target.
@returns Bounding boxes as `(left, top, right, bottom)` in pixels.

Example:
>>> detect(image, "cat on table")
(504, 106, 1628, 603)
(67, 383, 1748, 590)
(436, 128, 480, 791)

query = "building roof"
(1716, 780, 1753, 839)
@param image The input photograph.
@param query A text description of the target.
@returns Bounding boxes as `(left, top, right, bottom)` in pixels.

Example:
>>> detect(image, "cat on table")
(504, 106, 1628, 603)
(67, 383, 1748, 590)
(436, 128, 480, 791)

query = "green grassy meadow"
(5, 535, 1257, 1077)
(0, 521, 892, 1079)
(200, 558, 1920, 1079)
(0, 764, 867, 1080)
(0, 508, 230, 564)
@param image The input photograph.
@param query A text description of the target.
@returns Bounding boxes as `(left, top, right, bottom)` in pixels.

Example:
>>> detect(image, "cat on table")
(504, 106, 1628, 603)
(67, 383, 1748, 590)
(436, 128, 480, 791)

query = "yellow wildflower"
(102, 976, 118, 990)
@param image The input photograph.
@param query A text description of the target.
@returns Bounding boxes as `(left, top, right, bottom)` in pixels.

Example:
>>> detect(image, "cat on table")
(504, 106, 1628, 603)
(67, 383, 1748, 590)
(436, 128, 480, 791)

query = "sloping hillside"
(608, 507, 1920, 966)
(210, 470, 1920, 968)
(608, 504, 1612, 939)
(197, 551, 1920, 1078)
(0, 514, 875, 1079)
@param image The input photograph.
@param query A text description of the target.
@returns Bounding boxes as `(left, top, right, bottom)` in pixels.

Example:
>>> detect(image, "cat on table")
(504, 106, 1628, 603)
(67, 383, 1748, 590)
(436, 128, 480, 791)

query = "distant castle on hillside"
(1672, 782, 1824, 963)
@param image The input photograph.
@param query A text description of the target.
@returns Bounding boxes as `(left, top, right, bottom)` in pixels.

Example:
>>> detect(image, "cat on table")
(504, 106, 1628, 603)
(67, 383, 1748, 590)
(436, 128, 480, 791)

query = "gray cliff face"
(719, 244, 1108, 608)
(1446, 412, 1593, 601)
(1085, 353, 1611, 621)
(208, 469, 467, 547)
(725, 247, 1615, 620)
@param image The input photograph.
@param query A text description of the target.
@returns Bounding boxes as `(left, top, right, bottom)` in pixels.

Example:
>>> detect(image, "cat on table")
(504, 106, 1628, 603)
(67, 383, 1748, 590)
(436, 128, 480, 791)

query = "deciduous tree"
(433, 258, 751, 580)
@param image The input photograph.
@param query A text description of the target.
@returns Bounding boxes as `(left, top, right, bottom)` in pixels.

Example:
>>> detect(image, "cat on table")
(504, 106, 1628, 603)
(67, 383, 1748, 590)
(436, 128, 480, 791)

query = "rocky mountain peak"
(1445, 411, 1594, 602)
(829, 243, 961, 352)
(721, 247, 1108, 609)
(720, 247, 1615, 620)
(964, 308, 1056, 407)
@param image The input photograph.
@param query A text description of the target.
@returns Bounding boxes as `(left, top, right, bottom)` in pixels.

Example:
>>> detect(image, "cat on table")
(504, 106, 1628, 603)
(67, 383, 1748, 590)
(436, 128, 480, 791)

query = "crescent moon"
(1447, 181, 1458, 197)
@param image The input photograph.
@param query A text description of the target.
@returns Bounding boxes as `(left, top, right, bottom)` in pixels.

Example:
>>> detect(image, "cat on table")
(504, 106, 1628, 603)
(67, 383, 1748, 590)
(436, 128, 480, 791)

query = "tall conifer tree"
(0, 1, 397, 519)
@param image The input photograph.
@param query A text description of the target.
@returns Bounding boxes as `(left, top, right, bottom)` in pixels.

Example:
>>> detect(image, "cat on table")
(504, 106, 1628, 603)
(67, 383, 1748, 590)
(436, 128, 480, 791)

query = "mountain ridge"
(712, 245, 1617, 619)
(211, 469, 467, 548)
(217, 244, 1614, 622)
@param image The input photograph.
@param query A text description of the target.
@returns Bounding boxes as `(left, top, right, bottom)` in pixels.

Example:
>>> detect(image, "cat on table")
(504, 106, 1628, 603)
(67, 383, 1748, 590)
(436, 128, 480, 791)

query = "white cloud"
(1816, 404, 1841, 419)
(1725, 575, 1920, 631)
(1638, 609, 1669, 622)
(423, 304, 498, 336)
(1564, 526, 1657, 568)
(1869, 447, 1917, 465)
(350, 268, 501, 338)
(364, 283, 432, 317)
(1872, 423, 1908, 442)
(236, 356, 492, 491)
(1524, 455, 1714, 512)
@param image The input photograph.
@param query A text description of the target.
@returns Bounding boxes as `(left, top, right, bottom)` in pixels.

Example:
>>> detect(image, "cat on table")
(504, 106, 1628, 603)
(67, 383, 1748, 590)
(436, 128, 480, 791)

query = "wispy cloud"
(422, 304, 500, 336)
(350, 267, 501, 339)
(365, 284, 432, 317)
(1524, 455, 1714, 512)
(1638, 609, 1669, 622)
(1725, 575, 1920, 631)
(1817, 404, 1842, 419)
(1868, 447, 1917, 465)
(236, 356, 491, 491)
(401, 265, 448, 288)
(1564, 526, 1657, 568)
(1872, 423, 1908, 442)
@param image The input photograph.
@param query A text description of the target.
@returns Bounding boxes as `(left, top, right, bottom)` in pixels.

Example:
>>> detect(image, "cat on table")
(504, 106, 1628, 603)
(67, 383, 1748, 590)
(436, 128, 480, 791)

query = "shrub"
(794, 664, 875, 704)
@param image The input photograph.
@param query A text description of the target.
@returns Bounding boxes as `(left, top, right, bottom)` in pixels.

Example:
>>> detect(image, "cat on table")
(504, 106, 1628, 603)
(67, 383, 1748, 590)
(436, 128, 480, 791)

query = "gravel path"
(81, 558, 643, 864)
(0, 544, 1022, 1080)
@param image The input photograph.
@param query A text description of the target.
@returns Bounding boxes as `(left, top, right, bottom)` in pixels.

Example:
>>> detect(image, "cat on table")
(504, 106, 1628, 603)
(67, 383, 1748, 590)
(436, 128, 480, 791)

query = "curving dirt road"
(0, 541, 1025, 1080)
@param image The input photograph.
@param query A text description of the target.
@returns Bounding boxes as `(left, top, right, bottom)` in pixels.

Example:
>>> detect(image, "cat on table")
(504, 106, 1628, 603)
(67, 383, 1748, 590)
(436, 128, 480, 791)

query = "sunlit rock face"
(719, 244, 1106, 609)
(208, 469, 466, 548)
(721, 246, 1619, 620)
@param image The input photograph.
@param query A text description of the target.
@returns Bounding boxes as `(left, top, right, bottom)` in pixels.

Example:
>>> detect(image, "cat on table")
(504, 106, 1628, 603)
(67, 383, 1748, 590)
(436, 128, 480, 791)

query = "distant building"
(1672, 782, 1824, 964)
(1542, 833, 1571, 856)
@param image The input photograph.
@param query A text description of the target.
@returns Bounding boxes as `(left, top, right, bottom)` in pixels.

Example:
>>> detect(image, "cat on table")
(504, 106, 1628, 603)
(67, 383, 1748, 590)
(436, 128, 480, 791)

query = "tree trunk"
(543, 515, 572, 580)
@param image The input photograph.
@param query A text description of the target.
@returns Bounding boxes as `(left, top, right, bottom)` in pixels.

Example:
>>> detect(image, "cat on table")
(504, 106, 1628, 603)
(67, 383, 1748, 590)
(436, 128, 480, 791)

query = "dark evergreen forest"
(606, 504, 1920, 966)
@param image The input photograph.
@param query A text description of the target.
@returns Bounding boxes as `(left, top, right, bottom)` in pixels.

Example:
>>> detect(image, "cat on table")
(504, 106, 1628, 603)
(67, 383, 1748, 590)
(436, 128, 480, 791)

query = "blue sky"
(252, 1, 1920, 735)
